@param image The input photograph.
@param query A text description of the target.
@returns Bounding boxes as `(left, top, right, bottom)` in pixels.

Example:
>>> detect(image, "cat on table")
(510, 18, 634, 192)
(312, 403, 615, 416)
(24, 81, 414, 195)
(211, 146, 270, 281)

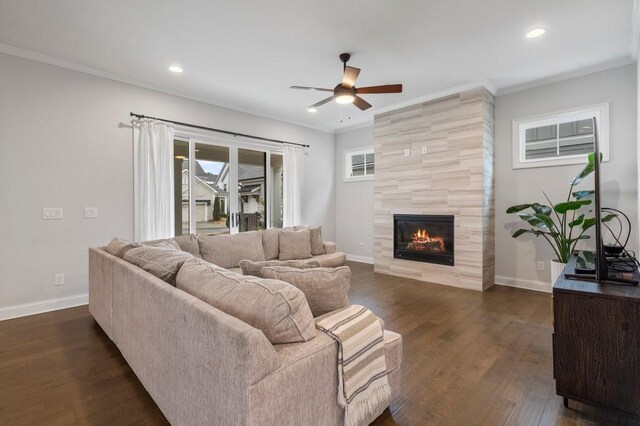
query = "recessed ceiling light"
(169, 65, 183, 73)
(307, 107, 317, 113)
(526, 28, 546, 38)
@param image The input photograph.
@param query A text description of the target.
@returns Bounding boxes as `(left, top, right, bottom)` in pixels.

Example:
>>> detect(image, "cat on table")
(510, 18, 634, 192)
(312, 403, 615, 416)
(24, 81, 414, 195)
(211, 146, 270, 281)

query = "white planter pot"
(550, 260, 567, 285)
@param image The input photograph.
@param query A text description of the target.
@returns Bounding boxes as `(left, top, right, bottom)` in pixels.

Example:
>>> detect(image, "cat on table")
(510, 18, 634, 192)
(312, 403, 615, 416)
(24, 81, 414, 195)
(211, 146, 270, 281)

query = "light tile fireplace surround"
(374, 87, 495, 291)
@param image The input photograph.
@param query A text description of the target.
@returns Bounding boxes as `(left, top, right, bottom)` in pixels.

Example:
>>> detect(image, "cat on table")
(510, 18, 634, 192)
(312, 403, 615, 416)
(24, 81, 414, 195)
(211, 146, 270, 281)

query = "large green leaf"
(569, 214, 585, 227)
(506, 204, 533, 214)
(511, 229, 530, 238)
(572, 190, 594, 201)
(567, 235, 590, 244)
(571, 152, 603, 186)
(554, 199, 591, 214)
(531, 203, 552, 216)
(582, 217, 596, 231)
(511, 229, 551, 238)
(517, 213, 550, 229)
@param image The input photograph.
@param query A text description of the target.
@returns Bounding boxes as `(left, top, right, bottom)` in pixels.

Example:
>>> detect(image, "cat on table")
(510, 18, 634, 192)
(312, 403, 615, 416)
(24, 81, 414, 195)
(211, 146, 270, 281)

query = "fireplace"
(393, 214, 454, 265)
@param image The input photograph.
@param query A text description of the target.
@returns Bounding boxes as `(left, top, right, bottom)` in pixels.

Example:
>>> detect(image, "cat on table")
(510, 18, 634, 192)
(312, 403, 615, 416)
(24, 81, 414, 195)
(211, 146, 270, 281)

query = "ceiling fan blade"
(309, 95, 336, 109)
(353, 96, 372, 111)
(356, 84, 403, 94)
(342, 66, 361, 88)
(290, 86, 334, 92)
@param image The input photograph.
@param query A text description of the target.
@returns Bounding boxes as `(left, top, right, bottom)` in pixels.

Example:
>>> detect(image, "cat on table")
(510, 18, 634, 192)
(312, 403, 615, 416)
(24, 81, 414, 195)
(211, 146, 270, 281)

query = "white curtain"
(133, 120, 175, 241)
(283, 144, 305, 227)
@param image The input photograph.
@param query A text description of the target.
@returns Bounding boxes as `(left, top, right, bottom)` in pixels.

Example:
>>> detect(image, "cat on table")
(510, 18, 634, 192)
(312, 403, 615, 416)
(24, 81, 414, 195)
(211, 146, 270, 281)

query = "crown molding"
(0, 43, 336, 134)
(496, 56, 636, 96)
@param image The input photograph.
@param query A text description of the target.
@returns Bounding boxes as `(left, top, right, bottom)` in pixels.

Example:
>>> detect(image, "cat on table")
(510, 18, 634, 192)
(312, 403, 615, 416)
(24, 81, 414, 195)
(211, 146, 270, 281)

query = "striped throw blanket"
(315, 305, 391, 426)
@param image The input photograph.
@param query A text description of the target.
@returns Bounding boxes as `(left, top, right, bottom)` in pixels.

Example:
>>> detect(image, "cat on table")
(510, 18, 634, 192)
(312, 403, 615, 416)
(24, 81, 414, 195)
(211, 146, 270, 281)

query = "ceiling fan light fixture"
(335, 94, 355, 104)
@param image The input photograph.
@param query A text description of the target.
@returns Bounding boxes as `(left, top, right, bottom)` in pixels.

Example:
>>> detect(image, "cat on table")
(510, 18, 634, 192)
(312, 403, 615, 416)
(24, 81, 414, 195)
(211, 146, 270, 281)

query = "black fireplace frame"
(393, 214, 455, 266)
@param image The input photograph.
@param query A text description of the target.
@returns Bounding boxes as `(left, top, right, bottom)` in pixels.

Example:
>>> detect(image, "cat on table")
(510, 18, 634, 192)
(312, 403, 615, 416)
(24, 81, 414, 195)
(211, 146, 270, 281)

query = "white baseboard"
(0, 293, 88, 321)
(346, 254, 374, 264)
(495, 275, 551, 293)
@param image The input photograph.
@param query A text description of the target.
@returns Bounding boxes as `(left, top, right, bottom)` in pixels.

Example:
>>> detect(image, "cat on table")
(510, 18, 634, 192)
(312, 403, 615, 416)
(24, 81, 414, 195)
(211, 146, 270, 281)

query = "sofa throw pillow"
(124, 245, 194, 286)
(172, 234, 202, 258)
(198, 231, 265, 269)
(262, 266, 351, 317)
(105, 238, 142, 258)
(239, 259, 321, 278)
(308, 226, 324, 256)
(279, 229, 312, 261)
(262, 228, 280, 260)
(176, 258, 316, 344)
(291, 225, 323, 255)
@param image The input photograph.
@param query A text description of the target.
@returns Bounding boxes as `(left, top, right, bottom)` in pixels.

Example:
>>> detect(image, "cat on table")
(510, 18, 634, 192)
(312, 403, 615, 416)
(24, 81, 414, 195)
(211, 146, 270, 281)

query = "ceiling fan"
(291, 53, 402, 112)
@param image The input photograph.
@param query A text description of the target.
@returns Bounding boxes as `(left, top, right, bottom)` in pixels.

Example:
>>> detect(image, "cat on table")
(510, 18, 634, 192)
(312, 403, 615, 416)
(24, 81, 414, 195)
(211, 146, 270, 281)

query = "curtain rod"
(129, 112, 310, 148)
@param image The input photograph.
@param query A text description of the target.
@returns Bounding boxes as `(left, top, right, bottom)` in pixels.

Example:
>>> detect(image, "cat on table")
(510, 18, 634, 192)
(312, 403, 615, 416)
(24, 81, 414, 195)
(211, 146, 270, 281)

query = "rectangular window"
(512, 103, 609, 169)
(345, 148, 374, 181)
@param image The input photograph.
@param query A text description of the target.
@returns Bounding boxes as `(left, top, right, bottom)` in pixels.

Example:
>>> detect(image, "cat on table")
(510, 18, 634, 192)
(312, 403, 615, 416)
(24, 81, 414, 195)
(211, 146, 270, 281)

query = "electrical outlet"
(84, 207, 98, 218)
(54, 274, 65, 286)
(422, 146, 428, 155)
(404, 148, 411, 157)
(537, 261, 546, 271)
(359, 242, 365, 249)
(43, 208, 63, 219)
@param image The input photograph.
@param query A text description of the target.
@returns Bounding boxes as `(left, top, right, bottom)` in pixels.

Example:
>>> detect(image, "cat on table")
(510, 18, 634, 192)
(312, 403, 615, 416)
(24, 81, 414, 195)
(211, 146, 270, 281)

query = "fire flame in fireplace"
(408, 229, 445, 252)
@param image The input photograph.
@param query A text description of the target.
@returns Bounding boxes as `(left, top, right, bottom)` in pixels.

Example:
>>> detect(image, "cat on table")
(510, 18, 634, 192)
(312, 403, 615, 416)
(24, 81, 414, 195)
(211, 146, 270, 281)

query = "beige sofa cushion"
(239, 259, 321, 278)
(310, 252, 347, 268)
(292, 225, 324, 255)
(279, 230, 312, 261)
(262, 266, 351, 317)
(105, 237, 180, 258)
(123, 245, 194, 285)
(173, 234, 202, 258)
(105, 238, 142, 258)
(262, 228, 280, 260)
(176, 258, 316, 344)
(198, 231, 265, 268)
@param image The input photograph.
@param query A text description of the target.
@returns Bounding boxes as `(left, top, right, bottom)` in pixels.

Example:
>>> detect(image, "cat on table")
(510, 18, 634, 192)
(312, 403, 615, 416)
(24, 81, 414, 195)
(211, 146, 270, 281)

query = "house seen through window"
(513, 103, 609, 169)
(345, 148, 375, 181)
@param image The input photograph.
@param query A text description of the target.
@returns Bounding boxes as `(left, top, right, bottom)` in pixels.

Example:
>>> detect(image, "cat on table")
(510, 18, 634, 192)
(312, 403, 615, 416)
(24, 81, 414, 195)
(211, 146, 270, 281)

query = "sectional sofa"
(89, 228, 402, 426)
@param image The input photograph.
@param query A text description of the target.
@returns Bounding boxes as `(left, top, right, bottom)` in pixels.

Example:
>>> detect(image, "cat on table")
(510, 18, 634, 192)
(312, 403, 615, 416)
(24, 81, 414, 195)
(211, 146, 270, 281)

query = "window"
(512, 103, 609, 169)
(345, 148, 374, 181)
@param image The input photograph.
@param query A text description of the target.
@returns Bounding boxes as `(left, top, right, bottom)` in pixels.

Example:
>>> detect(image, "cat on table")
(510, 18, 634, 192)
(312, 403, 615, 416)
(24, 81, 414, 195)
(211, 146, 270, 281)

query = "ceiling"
(0, 0, 634, 131)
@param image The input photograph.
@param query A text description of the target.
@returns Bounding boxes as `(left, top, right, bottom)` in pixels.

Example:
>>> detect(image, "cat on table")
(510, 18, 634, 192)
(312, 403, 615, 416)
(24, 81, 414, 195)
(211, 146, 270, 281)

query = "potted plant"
(506, 153, 614, 284)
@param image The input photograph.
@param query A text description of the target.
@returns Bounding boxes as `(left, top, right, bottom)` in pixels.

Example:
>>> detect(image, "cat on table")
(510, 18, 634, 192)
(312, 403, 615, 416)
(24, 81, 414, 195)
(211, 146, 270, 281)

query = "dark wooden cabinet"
(553, 254, 640, 417)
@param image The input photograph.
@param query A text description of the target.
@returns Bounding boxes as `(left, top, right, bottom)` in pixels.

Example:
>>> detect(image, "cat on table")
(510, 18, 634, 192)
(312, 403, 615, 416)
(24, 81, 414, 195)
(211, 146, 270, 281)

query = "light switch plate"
(43, 208, 63, 219)
(84, 207, 98, 218)
(422, 146, 428, 155)
(404, 148, 411, 157)
(54, 274, 64, 286)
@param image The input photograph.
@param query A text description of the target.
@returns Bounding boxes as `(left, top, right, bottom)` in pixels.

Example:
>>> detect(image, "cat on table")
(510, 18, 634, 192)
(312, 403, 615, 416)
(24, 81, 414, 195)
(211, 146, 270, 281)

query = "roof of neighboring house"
(183, 160, 219, 184)
(239, 163, 264, 181)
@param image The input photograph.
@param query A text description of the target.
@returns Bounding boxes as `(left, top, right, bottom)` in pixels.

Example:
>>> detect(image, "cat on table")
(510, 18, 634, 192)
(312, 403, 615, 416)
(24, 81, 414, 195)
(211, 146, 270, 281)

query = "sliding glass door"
(174, 137, 282, 236)
(237, 148, 266, 232)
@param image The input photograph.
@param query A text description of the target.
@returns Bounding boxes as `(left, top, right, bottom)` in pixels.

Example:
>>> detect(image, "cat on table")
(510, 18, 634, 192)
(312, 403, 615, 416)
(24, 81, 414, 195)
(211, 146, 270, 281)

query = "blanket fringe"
(344, 381, 392, 426)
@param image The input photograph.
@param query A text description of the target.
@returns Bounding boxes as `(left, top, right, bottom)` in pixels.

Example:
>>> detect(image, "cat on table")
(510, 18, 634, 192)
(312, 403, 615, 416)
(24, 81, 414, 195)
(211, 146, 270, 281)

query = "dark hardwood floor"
(1, 261, 638, 425)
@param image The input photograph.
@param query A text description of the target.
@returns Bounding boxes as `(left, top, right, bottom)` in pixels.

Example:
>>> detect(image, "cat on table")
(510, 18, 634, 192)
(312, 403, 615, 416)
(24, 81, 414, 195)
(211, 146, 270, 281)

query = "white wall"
(334, 126, 375, 262)
(495, 64, 638, 290)
(0, 53, 335, 317)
